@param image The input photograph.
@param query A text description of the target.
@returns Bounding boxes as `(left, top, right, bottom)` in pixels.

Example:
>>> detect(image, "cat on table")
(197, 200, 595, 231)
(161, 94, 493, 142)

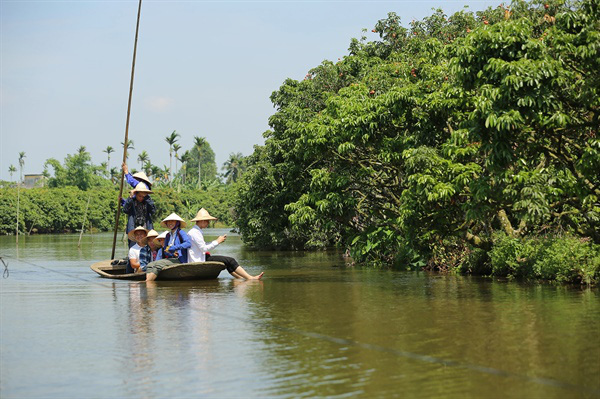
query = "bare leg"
(231, 271, 243, 279)
(231, 266, 263, 280)
(146, 272, 157, 282)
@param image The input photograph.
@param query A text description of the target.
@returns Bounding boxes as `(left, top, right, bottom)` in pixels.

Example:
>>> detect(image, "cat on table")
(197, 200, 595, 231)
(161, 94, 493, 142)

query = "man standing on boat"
(122, 182, 155, 248)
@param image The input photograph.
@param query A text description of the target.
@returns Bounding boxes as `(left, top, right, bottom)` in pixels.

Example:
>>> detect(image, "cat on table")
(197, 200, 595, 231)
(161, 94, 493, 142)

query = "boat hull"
(90, 259, 226, 280)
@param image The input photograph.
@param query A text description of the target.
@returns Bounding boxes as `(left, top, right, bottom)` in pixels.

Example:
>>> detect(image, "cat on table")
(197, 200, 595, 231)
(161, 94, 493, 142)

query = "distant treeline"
(0, 186, 234, 235)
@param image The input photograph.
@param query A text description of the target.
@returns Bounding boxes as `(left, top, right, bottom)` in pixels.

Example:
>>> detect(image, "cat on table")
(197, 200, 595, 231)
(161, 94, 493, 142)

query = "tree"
(121, 139, 134, 160)
(160, 165, 170, 183)
(8, 165, 16, 182)
(193, 136, 208, 189)
(178, 151, 191, 186)
(223, 152, 246, 184)
(18, 152, 26, 183)
(165, 130, 180, 182)
(45, 146, 111, 190)
(109, 167, 119, 185)
(234, 0, 600, 271)
(103, 146, 114, 171)
(137, 150, 150, 171)
(173, 143, 182, 177)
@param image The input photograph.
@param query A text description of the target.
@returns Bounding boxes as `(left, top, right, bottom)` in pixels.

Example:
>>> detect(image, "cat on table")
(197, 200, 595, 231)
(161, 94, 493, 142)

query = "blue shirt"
(139, 245, 153, 271)
(158, 228, 191, 263)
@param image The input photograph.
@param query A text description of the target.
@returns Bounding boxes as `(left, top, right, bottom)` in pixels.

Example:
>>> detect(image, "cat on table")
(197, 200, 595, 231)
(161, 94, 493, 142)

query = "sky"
(1, 0, 500, 181)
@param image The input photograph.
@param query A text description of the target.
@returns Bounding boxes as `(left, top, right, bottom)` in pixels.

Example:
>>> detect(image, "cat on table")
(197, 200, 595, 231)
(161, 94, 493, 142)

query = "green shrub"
(0, 186, 235, 235)
(488, 233, 600, 284)
(535, 237, 600, 285)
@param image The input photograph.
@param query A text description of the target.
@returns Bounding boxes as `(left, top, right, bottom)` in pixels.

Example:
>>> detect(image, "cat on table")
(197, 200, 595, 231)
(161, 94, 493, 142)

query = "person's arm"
(145, 196, 156, 217)
(128, 247, 141, 271)
(170, 229, 192, 251)
(122, 163, 139, 189)
(190, 228, 220, 253)
(122, 197, 134, 214)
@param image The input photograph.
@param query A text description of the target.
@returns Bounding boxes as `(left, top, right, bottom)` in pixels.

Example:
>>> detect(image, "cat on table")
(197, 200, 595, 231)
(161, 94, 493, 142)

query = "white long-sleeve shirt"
(188, 224, 219, 262)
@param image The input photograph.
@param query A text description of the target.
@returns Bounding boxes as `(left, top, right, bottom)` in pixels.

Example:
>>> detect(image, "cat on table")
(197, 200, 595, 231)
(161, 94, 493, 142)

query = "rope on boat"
(0, 255, 116, 289)
(1, 257, 8, 279)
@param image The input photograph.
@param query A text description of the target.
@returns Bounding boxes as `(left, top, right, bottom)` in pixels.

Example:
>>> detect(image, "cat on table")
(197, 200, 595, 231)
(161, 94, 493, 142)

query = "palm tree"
(193, 136, 207, 190)
(137, 151, 150, 171)
(173, 143, 181, 177)
(99, 162, 108, 177)
(165, 130, 180, 182)
(18, 152, 26, 182)
(161, 165, 170, 183)
(223, 152, 245, 184)
(150, 165, 162, 182)
(109, 167, 119, 185)
(103, 146, 114, 171)
(121, 139, 134, 159)
(8, 165, 16, 182)
(178, 150, 191, 186)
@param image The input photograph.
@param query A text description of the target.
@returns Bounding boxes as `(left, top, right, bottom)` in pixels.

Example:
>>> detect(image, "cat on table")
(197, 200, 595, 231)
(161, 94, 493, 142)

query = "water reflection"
(0, 233, 598, 398)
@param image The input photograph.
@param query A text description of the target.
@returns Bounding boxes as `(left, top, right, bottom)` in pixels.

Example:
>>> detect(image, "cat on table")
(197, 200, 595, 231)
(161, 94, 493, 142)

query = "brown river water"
(1, 230, 599, 398)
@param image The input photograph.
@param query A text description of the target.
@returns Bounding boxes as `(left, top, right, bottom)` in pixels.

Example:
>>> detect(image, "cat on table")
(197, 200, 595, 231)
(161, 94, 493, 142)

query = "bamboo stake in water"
(78, 195, 91, 248)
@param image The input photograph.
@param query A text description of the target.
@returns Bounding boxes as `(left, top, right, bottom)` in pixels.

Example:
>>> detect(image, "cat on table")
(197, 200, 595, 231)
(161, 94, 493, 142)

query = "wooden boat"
(90, 259, 226, 280)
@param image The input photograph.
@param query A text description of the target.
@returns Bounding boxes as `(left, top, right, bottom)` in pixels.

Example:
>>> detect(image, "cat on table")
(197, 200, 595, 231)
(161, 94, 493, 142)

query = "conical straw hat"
(128, 225, 149, 241)
(132, 171, 152, 187)
(191, 208, 217, 222)
(154, 231, 168, 246)
(160, 213, 187, 228)
(141, 229, 158, 245)
(130, 182, 153, 195)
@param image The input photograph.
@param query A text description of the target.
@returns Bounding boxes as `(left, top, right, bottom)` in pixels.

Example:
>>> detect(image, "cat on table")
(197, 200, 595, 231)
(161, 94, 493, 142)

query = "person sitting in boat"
(122, 162, 152, 190)
(145, 213, 192, 282)
(138, 229, 160, 271)
(122, 182, 155, 248)
(153, 231, 168, 259)
(128, 226, 149, 273)
(188, 208, 263, 280)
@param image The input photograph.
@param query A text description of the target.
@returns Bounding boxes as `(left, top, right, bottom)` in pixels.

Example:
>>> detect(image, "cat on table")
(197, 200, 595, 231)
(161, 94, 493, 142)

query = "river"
(1, 230, 599, 398)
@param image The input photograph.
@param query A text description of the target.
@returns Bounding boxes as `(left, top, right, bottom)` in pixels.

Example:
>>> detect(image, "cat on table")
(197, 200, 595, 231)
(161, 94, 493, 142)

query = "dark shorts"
(145, 258, 181, 276)
(206, 254, 239, 274)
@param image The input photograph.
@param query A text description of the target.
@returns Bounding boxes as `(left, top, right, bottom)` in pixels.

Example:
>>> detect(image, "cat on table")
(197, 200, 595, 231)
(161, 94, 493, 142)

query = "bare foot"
(250, 272, 264, 280)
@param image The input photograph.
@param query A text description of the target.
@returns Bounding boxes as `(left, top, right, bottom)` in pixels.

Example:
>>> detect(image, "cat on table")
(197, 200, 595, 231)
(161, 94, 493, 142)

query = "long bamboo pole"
(111, 0, 143, 260)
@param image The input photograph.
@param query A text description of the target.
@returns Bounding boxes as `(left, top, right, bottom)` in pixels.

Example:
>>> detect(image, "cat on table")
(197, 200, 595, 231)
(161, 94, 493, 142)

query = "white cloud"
(145, 96, 174, 112)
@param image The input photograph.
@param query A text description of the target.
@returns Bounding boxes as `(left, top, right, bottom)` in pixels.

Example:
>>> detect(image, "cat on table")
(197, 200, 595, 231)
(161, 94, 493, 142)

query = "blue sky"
(1, 0, 499, 181)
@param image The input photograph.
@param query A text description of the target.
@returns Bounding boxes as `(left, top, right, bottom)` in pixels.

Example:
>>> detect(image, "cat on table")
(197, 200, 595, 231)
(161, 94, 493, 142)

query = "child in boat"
(145, 213, 192, 282)
(138, 229, 160, 271)
(122, 162, 152, 190)
(122, 182, 156, 248)
(188, 208, 263, 280)
(128, 226, 149, 273)
(153, 231, 168, 259)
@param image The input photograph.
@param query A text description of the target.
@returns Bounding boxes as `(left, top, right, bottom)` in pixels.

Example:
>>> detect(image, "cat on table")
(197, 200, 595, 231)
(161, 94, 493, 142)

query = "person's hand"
(217, 235, 227, 244)
(122, 162, 129, 174)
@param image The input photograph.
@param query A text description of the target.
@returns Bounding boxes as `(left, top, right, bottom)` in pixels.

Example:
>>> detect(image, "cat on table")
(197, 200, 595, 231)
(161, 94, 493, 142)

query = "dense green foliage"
(234, 0, 600, 283)
(0, 186, 235, 235)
